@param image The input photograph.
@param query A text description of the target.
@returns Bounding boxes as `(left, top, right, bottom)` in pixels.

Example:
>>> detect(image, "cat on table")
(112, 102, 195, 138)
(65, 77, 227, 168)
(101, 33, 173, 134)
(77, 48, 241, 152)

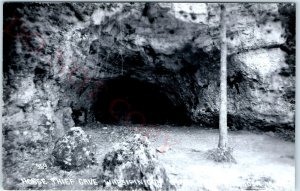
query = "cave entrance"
(92, 77, 190, 125)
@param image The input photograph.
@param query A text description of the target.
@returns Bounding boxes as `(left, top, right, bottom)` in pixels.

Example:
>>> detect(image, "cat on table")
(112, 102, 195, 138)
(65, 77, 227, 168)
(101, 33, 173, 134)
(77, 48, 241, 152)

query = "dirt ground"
(85, 124, 295, 191)
(4, 124, 294, 190)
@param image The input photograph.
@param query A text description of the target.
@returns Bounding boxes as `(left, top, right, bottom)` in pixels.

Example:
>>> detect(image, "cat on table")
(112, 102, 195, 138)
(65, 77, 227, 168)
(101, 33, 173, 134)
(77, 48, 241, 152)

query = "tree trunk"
(218, 4, 228, 149)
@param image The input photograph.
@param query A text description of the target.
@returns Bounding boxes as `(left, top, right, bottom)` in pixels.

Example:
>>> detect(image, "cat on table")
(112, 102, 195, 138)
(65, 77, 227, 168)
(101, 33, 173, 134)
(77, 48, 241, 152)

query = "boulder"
(101, 134, 174, 190)
(52, 127, 96, 171)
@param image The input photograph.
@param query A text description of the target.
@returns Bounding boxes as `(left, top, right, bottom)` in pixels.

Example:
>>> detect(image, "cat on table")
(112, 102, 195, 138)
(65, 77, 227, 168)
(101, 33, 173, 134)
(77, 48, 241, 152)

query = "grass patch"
(206, 147, 237, 163)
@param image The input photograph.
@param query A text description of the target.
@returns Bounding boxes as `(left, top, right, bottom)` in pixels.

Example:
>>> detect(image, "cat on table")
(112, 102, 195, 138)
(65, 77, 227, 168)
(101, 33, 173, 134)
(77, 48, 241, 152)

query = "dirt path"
(85, 125, 295, 191)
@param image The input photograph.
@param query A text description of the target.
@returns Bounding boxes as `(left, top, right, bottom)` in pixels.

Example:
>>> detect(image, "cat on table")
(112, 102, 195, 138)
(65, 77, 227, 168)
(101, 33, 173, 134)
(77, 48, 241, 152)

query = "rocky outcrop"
(3, 2, 295, 141)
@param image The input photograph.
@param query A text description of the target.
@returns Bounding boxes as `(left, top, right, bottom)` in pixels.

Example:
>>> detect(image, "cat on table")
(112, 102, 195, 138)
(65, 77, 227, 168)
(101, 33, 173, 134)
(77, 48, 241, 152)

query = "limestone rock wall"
(3, 3, 295, 139)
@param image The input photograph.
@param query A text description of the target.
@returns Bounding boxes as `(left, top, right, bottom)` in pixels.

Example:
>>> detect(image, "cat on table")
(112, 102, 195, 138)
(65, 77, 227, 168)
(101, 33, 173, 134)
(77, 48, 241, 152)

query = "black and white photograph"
(2, 2, 296, 190)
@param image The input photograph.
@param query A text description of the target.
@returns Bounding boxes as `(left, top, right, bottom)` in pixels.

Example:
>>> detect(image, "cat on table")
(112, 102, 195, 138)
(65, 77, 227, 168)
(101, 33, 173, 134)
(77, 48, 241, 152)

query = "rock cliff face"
(3, 3, 295, 140)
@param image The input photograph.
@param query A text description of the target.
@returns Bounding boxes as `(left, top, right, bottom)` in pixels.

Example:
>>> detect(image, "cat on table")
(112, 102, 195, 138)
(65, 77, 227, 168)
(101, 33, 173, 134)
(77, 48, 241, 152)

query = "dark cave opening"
(92, 77, 191, 125)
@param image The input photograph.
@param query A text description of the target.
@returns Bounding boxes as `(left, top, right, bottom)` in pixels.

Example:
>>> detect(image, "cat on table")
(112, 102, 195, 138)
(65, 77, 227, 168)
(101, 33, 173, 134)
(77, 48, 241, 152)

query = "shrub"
(206, 147, 237, 163)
